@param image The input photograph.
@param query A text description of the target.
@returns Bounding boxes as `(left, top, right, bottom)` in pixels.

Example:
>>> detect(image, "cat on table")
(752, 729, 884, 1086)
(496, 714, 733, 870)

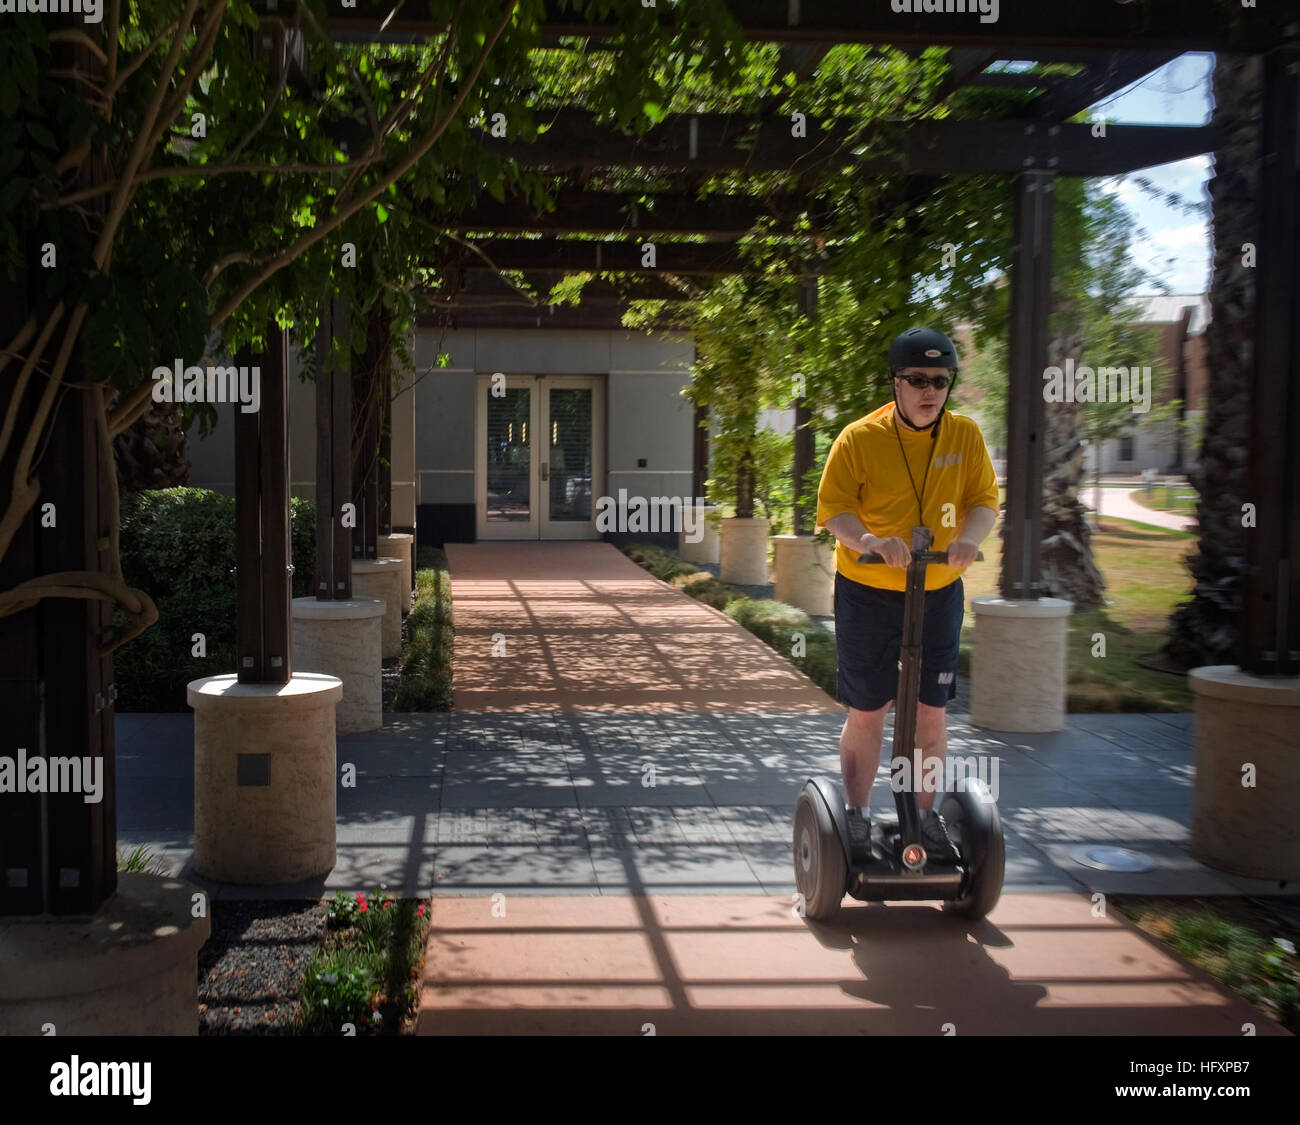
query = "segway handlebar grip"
(857, 550, 985, 564)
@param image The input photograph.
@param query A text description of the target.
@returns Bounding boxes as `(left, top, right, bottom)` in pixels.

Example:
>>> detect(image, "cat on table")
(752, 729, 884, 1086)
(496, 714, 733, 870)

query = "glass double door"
(476, 374, 604, 539)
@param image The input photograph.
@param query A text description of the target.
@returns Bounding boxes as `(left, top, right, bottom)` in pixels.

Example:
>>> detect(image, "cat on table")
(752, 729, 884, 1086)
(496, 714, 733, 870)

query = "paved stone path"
(443, 542, 837, 713)
(112, 540, 1293, 1035)
(416, 893, 1290, 1036)
(1081, 486, 1197, 532)
(117, 708, 1280, 901)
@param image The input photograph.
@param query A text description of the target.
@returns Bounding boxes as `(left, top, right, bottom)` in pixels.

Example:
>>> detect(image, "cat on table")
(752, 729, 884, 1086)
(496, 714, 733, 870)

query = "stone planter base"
(970, 596, 1072, 731)
(352, 557, 406, 658)
(292, 597, 386, 733)
(188, 672, 341, 885)
(1189, 666, 1300, 881)
(679, 505, 721, 565)
(0, 873, 210, 1035)
(773, 535, 834, 615)
(378, 532, 415, 609)
(720, 517, 770, 586)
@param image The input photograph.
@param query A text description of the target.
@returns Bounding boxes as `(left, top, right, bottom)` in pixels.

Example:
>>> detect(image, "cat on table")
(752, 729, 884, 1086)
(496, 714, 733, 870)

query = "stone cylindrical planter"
(773, 534, 834, 615)
(679, 504, 721, 565)
(188, 672, 342, 884)
(1188, 666, 1300, 880)
(719, 517, 770, 586)
(0, 873, 210, 1035)
(378, 532, 415, 608)
(292, 596, 386, 734)
(352, 556, 406, 659)
(970, 596, 1072, 732)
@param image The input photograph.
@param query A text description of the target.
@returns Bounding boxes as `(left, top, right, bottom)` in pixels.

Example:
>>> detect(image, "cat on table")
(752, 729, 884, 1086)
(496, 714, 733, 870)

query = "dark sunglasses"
(896, 372, 953, 391)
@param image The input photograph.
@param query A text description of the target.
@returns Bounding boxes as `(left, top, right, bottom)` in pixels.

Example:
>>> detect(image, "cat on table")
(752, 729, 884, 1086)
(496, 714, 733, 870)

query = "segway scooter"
(793, 525, 1005, 921)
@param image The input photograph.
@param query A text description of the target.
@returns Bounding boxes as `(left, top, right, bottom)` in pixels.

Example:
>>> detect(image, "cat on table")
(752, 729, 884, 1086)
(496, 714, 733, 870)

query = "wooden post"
(234, 327, 292, 685)
(0, 23, 115, 916)
(1003, 171, 1055, 601)
(379, 362, 393, 538)
(314, 299, 352, 599)
(351, 305, 386, 561)
(793, 274, 818, 536)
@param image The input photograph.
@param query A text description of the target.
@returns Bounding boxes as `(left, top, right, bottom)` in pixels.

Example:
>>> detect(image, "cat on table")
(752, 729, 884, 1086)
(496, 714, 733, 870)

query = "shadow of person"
(828, 903, 1048, 1034)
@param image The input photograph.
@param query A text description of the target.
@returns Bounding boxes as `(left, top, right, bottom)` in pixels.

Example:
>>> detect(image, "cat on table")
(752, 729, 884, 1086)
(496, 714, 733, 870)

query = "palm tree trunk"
(1040, 316, 1106, 610)
(113, 399, 190, 493)
(1165, 55, 1260, 669)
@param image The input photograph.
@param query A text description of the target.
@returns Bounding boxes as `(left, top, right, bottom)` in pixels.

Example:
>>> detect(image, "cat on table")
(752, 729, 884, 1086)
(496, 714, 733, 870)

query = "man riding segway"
(816, 327, 1000, 868)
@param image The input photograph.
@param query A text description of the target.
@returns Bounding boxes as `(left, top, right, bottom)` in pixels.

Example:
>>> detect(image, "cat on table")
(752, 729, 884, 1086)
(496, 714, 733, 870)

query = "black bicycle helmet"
(888, 327, 959, 435)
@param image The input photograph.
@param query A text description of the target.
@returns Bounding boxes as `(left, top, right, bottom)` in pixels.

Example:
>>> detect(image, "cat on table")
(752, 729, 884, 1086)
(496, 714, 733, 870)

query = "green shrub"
(303, 890, 429, 1036)
(726, 598, 838, 696)
(113, 488, 315, 711)
(619, 542, 698, 582)
(297, 945, 382, 1036)
(116, 844, 171, 875)
(393, 560, 454, 711)
(415, 546, 447, 572)
(672, 571, 734, 610)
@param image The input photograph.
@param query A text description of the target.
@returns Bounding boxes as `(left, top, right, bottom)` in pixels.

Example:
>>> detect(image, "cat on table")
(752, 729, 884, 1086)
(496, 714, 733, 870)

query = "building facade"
(184, 325, 700, 547)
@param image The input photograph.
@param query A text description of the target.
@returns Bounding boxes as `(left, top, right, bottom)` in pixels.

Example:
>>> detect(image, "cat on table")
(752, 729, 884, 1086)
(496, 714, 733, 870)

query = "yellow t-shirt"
(816, 403, 1000, 592)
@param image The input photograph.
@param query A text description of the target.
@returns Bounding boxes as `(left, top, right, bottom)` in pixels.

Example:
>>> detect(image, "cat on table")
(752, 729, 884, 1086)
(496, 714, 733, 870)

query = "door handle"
(541, 463, 549, 481)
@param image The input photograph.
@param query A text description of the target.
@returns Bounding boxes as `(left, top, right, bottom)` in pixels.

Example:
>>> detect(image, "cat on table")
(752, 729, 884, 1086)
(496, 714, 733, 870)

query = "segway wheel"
(793, 788, 847, 921)
(939, 778, 1005, 920)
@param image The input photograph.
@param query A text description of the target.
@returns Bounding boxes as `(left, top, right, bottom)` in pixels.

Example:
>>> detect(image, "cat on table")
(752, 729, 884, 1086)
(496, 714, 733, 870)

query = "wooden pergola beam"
(440, 238, 758, 276)
(312, 0, 1292, 52)
(483, 111, 1218, 177)
(1021, 50, 1182, 120)
(447, 190, 825, 237)
(431, 269, 693, 301)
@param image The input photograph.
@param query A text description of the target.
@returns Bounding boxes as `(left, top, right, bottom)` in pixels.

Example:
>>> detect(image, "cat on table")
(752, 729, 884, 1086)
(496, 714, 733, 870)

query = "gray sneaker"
(920, 809, 960, 866)
(845, 807, 872, 862)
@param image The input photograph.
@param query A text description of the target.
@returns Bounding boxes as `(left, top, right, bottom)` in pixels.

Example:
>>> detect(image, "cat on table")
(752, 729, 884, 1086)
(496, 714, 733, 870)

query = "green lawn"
(1130, 485, 1199, 515)
(960, 492, 1196, 711)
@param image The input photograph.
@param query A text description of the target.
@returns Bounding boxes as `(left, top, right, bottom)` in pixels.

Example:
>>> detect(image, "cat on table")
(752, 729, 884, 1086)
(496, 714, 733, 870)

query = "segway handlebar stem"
(856, 549, 985, 565)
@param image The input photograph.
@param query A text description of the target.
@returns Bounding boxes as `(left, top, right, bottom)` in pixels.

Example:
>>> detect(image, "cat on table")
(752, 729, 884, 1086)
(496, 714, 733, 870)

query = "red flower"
(416, 904, 426, 917)
(358, 901, 368, 913)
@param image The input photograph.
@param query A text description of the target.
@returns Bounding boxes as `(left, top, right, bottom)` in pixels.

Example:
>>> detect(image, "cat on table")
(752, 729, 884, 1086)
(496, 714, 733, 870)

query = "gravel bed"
(197, 900, 327, 1036)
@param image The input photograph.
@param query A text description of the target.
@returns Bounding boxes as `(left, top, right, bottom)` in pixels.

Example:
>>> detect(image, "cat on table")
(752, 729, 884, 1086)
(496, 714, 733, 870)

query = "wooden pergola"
(2, 0, 1295, 919)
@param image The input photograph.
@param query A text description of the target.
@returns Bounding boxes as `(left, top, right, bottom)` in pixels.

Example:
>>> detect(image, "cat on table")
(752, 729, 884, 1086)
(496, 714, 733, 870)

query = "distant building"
(1084, 294, 1209, 477)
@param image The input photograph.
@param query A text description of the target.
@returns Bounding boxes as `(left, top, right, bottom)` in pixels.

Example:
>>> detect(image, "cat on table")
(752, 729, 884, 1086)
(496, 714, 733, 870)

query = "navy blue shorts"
(834, 572, 964, 711)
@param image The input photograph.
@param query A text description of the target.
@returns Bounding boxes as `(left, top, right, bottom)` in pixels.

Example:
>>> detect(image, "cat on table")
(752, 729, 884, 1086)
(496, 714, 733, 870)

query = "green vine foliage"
(1, 0, 749, 456)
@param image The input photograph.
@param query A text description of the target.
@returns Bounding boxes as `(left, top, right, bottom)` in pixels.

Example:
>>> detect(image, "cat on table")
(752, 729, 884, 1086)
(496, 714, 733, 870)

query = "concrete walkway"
(117, 709, 1280, 901)
(444, 542, 837, 712)
(1080, 486, 1197, 532)
(112, 541, 1291, 1035)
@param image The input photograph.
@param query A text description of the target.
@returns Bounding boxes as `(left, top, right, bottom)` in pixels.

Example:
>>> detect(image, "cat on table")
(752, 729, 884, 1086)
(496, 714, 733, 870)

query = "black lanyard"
(893, 409, 938, 528)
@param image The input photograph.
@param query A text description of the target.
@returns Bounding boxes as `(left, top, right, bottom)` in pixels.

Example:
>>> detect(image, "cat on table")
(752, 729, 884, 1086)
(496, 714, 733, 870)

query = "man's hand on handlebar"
(857, 534, 985, 567)
(860, 533, 911, 568)
(945, 536, 980, 569)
